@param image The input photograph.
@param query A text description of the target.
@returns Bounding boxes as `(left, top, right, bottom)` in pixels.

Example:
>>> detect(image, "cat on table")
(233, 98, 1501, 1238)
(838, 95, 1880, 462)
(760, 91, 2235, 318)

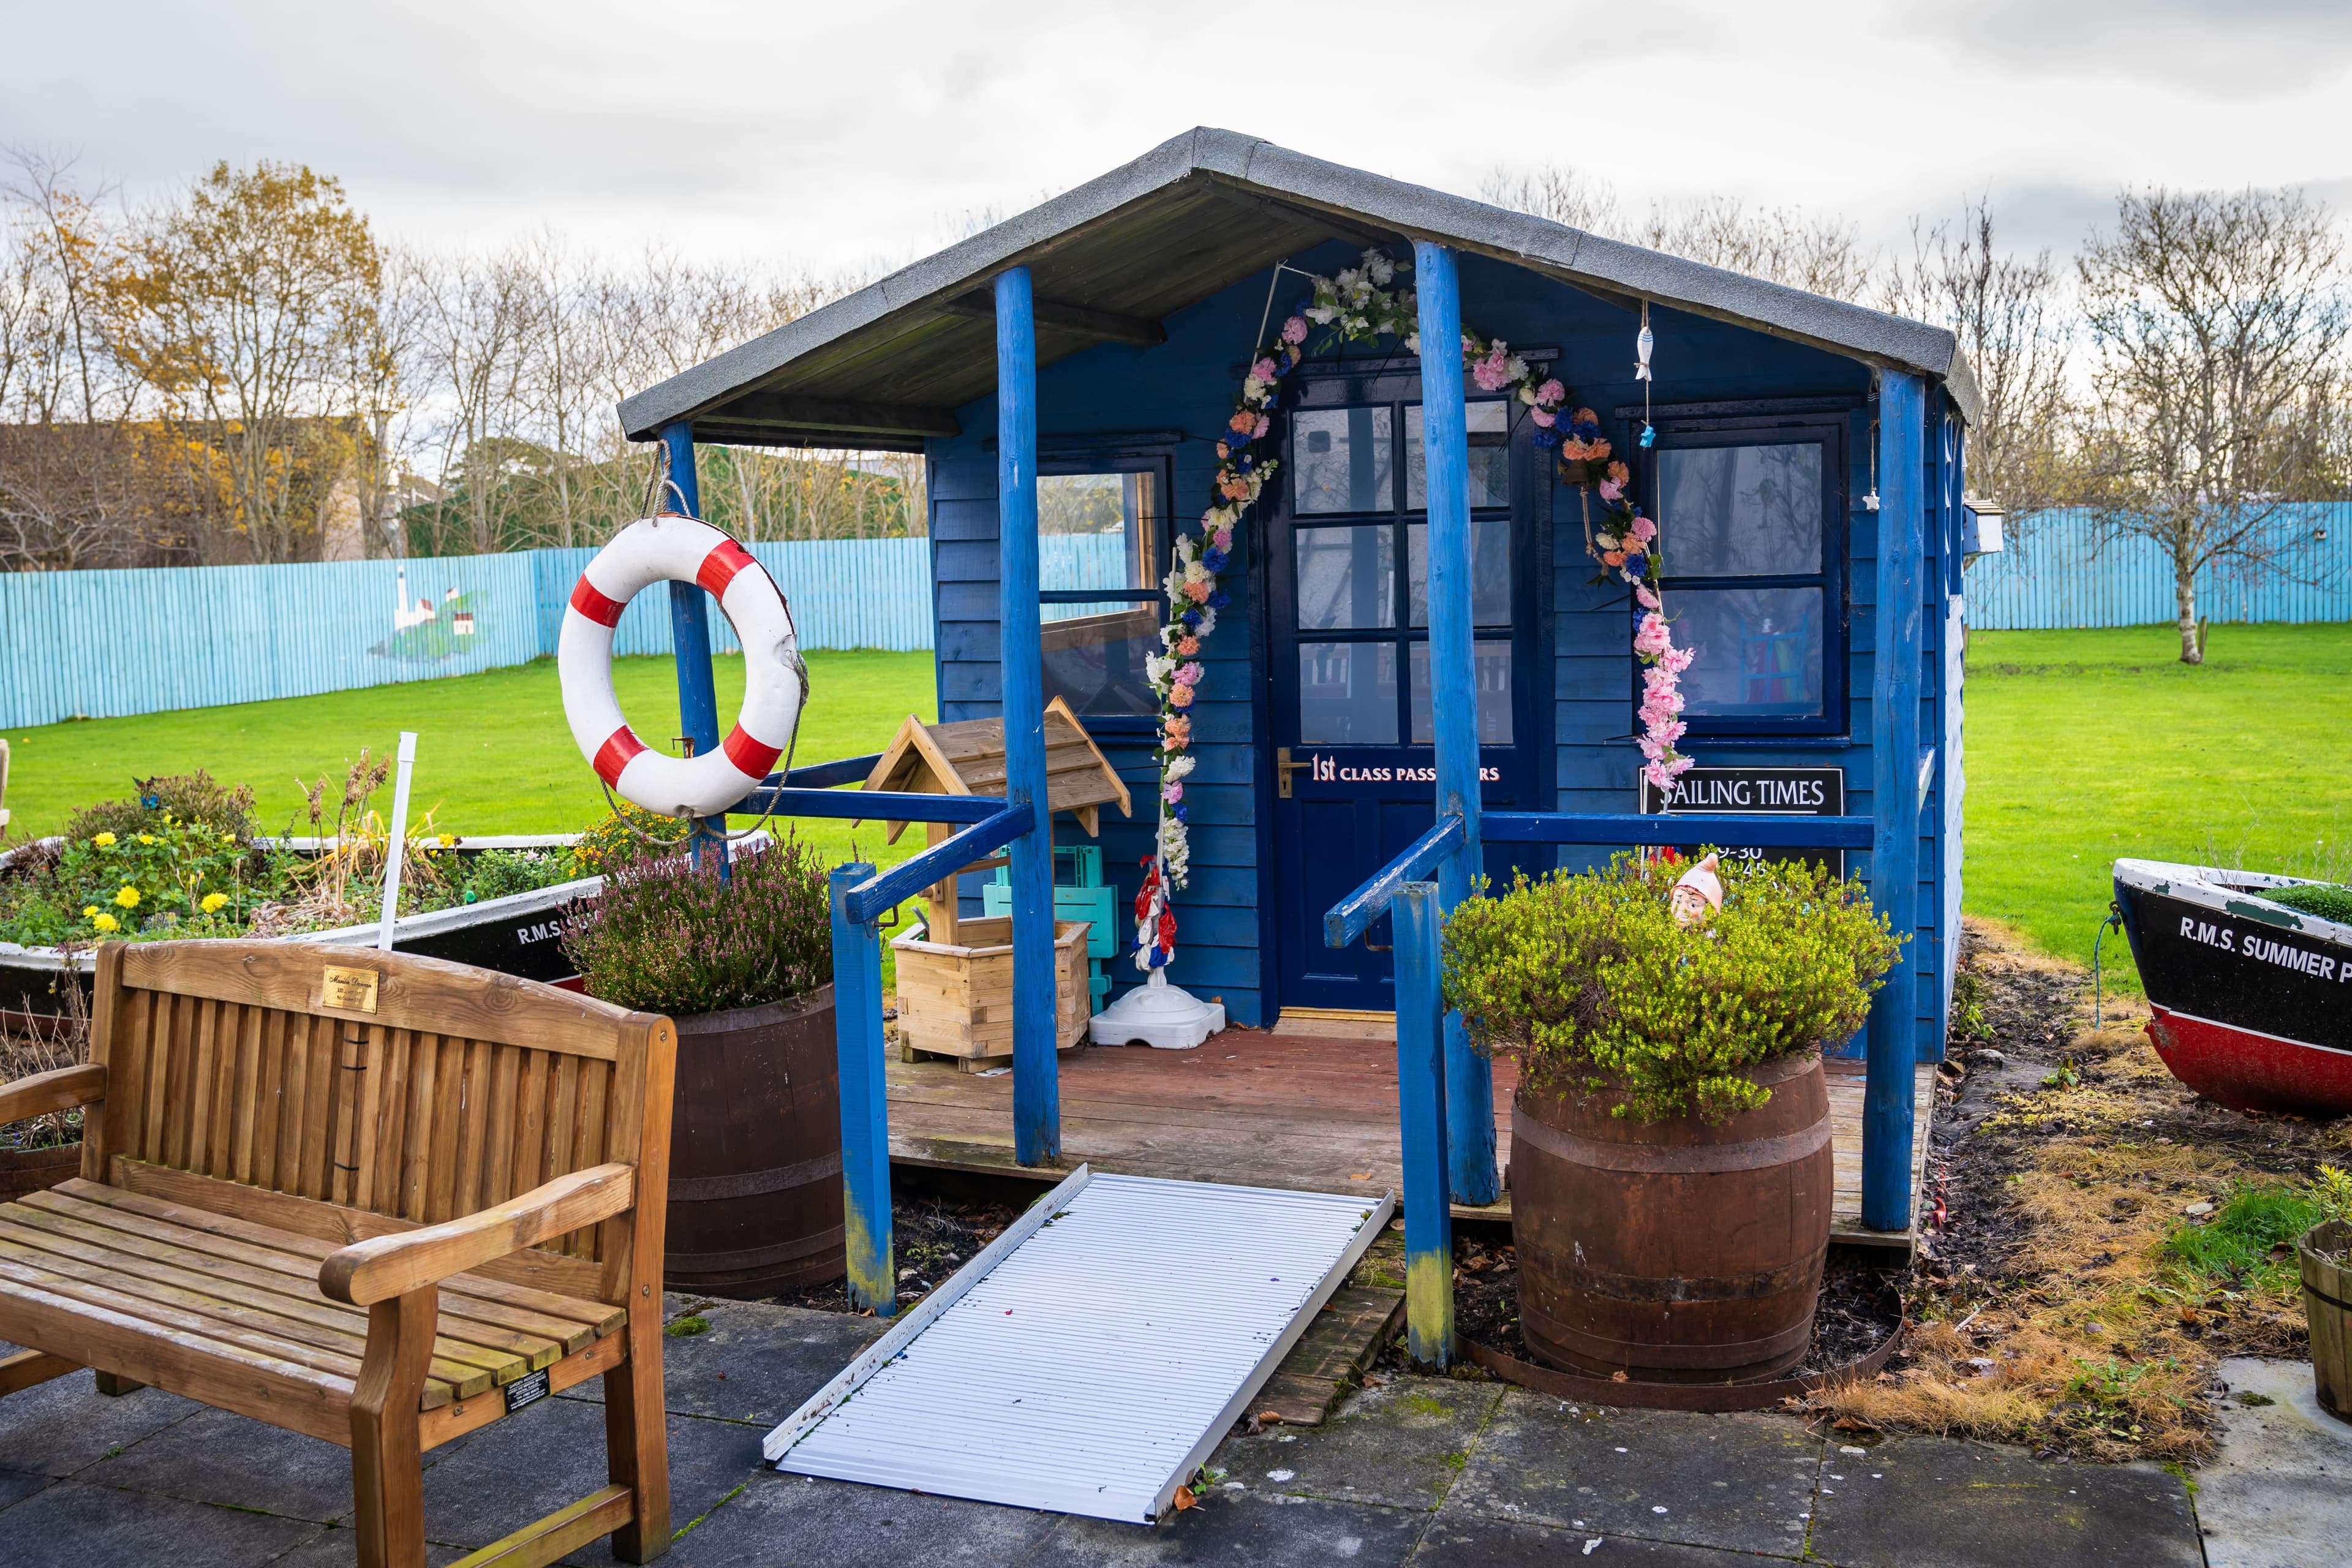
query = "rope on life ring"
(558, 514, 805, 820)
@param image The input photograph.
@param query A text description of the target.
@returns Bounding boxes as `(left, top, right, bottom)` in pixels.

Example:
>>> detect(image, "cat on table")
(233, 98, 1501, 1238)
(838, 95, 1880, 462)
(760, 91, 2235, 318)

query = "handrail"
(1323, 815, 1466, 951)
(1482, 811, 1876, 849)
(736, 786, 1010, 824)
(842, 802, 1034, 924)
(772, 752, 886, 791)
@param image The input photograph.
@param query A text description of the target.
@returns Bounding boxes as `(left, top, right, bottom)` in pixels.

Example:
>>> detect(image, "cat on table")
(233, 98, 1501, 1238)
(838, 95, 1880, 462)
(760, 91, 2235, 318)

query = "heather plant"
(1442, 852, 1900, 1123)
(559, 832, 831, 1016)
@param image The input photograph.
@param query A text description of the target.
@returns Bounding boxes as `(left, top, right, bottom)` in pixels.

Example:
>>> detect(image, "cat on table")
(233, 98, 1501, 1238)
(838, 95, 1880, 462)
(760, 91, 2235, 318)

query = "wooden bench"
(0, 940, 678, 1567)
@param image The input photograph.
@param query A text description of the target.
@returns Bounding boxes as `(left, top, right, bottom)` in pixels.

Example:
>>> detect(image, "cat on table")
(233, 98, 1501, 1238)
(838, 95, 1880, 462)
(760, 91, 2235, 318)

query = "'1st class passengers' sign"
(1638, 766, 1846, 878)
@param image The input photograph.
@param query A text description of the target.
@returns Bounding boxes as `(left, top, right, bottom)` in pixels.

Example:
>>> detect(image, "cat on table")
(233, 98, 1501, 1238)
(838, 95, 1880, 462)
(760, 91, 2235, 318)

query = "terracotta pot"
(1511, 1052, 1832, 1383)
(663, 986, 845, 1297)
(0, 1140, 82, 1203)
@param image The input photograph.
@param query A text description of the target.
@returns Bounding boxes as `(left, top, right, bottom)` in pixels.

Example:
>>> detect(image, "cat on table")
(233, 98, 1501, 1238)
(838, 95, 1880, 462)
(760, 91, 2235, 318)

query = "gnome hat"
(1670, 852, 1724, 927)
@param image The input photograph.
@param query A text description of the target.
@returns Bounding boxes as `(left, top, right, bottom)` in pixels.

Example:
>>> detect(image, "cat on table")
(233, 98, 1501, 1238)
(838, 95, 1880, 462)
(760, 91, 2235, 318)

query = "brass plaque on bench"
(322, 963, 380, 1014)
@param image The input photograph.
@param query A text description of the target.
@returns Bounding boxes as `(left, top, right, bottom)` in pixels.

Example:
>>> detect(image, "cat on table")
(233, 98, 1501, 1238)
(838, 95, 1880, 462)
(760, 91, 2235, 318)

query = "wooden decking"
(885, 1025, 1936, 1250)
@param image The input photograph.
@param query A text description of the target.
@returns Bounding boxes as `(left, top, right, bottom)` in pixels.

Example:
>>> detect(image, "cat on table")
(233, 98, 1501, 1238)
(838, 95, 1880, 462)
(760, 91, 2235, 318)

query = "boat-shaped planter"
(0, 834, 599, 1028)
(2113, 858, 2352, 1116)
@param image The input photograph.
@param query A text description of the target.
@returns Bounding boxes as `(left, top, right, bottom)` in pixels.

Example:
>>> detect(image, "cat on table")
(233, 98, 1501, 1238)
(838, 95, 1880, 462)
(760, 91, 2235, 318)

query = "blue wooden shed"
(619, 129, 1980, 1319)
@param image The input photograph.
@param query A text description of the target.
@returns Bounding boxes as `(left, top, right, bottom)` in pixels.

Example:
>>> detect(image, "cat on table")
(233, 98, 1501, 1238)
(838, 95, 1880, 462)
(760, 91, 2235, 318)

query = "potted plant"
(561, 829, 842, 1297)
(1444, 852, 1899, 1382)
(2299, 1166, 2352, 1420)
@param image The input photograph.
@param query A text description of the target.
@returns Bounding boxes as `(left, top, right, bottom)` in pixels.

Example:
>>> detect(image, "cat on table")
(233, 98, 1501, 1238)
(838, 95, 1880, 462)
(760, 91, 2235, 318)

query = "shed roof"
(619, 127, 1978, 450)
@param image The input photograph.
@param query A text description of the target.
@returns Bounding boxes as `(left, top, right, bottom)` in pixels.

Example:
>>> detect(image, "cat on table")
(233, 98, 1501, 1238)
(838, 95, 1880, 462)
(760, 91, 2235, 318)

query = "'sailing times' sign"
(1637, 767, 1847, 877)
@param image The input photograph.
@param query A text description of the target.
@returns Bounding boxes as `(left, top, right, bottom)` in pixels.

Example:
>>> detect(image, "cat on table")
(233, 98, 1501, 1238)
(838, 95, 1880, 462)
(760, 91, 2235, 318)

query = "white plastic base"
(1088, 968, 1226, 1050)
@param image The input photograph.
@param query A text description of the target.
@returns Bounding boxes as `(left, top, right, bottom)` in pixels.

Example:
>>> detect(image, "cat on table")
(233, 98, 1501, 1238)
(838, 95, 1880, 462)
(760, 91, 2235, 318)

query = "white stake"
(377, 732, 417, 952)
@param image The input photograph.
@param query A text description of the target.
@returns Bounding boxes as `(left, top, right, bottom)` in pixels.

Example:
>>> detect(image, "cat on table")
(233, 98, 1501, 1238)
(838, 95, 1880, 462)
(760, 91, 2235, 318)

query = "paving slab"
(1212, 1376, 1503, 1512)
(1026, 1488, 1427, 1566)
(1446, 1389, 1821, 1558)
(2196, 1357, 2352, 1568)
(0, 1463, 55, 1511)
(1418, 1512, 1783, 1564)
(74, 1403, 362, 1522)
(650, 1466, 1067, 1567)
(0, 1478, 323, 1567)
(0, 1368, 201, 1476)
(556, 1295, 888, 1427)
(414, 1395, 761, 1558)
(1804, 1432, 2201, 1568)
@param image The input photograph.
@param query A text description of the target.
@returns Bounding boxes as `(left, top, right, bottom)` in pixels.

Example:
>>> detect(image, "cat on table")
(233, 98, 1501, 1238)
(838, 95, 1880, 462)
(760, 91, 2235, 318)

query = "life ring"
(558, 515, 805, 819)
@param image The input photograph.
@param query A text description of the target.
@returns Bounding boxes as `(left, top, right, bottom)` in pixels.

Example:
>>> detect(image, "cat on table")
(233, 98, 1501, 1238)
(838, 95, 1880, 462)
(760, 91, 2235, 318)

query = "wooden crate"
(893, 916, 1091, 1068)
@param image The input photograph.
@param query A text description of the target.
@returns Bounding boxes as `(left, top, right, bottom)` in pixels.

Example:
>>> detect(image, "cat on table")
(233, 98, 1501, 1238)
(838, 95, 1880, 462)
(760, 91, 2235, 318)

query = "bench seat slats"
(0, 1205, 567, 1371)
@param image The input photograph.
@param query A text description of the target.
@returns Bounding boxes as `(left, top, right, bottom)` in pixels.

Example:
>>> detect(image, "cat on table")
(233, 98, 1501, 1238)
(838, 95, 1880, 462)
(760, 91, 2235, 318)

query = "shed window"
(1648, 426, 1842, 732)
(1038, 464, 1166, 718)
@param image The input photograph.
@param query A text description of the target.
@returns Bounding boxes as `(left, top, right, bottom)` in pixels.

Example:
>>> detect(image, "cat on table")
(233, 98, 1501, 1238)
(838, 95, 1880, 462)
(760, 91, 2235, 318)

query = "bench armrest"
(319, 1162, 635, 1306)
(0, 1063, 104, 1124)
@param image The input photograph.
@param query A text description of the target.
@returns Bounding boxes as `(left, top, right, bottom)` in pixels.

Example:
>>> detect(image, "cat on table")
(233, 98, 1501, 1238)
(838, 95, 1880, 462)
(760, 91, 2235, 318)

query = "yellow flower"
(437, 833, 456, 848)
(92, 832, 116, 847)
(92, 913, 119, 933)
(115, 886, 140, 909)
(222, 833, 236, 844)
(82, 905, 99, 918)
(201, 892, 229, 914)
(138, 834, 156, 845)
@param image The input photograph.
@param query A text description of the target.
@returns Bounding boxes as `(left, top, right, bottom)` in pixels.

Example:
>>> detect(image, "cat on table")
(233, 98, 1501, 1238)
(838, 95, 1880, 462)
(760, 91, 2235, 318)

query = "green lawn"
(2, 650, 939, 875)
(1962, 621, 2352, 990)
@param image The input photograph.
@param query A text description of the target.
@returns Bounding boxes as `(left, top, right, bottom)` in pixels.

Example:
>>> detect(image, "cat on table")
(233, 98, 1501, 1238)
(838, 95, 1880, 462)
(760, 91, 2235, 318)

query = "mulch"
(763, 1194, 1021, 1315)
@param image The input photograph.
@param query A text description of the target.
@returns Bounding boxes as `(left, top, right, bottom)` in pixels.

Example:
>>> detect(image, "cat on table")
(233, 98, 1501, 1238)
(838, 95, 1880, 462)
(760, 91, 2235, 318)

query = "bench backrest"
(82, 940, 672, 1301)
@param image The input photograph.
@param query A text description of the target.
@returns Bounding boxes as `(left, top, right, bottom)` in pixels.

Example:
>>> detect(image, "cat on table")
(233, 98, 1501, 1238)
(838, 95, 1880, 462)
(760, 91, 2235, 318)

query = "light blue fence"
(1966, 502, 2352, 630)
(1, 538, 937, 728)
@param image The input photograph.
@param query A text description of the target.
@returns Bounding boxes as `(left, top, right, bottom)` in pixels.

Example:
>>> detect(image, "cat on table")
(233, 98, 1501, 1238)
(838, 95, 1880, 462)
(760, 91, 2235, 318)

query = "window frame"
(1635, 410, 1849, 739)
(1031, 446, 1176, 734)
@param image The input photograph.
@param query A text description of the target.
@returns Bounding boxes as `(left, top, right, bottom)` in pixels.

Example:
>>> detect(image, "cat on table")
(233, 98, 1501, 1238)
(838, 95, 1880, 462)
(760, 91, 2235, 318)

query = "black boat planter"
(0, 833, 597, 1027)
(2112, 858, 2352, 1117)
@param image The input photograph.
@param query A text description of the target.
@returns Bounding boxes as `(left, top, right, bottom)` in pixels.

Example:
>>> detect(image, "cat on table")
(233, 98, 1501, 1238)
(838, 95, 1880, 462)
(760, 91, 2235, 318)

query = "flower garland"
(1130, 250, 1691, 971)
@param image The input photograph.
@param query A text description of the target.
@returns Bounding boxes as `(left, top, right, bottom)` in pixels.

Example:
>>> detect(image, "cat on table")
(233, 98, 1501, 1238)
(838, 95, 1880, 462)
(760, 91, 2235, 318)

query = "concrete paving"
(1, 1298, 2212, 1566)
(2195, 1357, 2352, 1568)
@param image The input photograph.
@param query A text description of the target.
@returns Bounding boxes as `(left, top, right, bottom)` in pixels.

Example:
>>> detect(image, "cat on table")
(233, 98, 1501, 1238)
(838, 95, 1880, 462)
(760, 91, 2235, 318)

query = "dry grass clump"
(1804, 920, 2343, 1464)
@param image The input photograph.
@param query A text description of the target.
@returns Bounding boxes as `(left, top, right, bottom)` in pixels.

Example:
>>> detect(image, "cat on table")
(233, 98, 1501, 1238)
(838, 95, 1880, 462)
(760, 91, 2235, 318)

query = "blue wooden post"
(660, 422, 725, 865)
(1863, 372, 1924, 1232)
(1393, 881, 1453, 1368)
(831, 862, 895, 1314)
(995, 265, 1061, 1167)
(1411, 241, 1498, 1207)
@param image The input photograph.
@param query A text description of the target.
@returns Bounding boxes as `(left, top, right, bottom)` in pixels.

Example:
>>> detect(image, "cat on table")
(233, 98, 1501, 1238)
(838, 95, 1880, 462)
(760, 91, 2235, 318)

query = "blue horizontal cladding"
(1964, 503, 2352, 629)
(1, 538, 937, 728)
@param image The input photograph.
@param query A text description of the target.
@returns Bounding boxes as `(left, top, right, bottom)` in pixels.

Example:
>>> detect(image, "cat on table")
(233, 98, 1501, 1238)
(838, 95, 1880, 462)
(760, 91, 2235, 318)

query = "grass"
(1962, 621, 2352, 990)
(2, 650, 938, 876)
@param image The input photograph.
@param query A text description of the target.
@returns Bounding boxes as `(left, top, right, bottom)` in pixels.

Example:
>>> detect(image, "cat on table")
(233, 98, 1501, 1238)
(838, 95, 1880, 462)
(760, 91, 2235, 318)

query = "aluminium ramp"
(762, 1166, 1395, 1524)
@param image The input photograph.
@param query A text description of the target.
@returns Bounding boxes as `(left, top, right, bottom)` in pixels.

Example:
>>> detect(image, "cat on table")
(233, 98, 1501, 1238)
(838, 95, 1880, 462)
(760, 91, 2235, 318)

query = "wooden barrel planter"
(664, 985, 845, 1297)
(2302, 1218, 2351, 1420)
(0, 1140, 82, 1202)
(1511, 1052, 1833, 1383)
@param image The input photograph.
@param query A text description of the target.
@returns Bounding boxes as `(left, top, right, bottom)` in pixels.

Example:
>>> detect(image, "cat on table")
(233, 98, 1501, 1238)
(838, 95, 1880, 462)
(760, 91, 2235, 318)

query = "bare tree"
(2075, 185, 2351, 663)
(1879, 196, 2075, 517)
(1476, 164, 1622, 234)
(412, 246, 537, 555)
(1635, 197, 1874, 302)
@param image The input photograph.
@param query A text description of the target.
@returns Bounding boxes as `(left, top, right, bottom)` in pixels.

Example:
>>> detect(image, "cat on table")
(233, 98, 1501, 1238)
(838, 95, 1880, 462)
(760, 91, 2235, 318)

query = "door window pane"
(1667, 587, 1826, 717)
(1294, 407, 1393, 514)
(1406, 401, 1510, 510)
(1298, 642, 1399, 745)
(1409, 639, 1513, 744)
(1654, 444, 1822, 576)
(1407, 516, 1512, 628)
(1295, 525, 1396, 630)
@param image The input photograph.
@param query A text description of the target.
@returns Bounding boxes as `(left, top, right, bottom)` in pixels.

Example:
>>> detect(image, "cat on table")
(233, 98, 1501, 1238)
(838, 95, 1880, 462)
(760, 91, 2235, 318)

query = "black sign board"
(1638, 766, 1847, 877)
(503, 1366, 551, 1415)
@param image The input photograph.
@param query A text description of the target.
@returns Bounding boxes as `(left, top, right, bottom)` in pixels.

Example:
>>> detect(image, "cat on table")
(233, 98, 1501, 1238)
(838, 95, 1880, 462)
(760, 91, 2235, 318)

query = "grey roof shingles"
(617, 127, 1977, 441)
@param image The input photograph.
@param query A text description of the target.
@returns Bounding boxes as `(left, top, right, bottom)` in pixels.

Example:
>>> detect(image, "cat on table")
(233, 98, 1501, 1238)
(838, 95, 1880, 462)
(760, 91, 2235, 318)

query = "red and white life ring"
(558, 515, 805, 819)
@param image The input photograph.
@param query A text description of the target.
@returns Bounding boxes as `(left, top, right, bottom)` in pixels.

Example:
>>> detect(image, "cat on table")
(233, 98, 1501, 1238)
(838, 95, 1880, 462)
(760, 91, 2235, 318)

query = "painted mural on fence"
(372, 565, 489, 665)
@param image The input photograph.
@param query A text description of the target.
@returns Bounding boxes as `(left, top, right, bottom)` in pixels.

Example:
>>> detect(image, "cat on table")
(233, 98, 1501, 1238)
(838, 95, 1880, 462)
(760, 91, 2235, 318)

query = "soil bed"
(760, 1192, 1021, 1315)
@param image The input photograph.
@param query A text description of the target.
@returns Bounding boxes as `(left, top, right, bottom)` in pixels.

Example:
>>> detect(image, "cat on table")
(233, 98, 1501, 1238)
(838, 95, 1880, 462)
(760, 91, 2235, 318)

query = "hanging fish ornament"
(1635, 301, 1657, 447)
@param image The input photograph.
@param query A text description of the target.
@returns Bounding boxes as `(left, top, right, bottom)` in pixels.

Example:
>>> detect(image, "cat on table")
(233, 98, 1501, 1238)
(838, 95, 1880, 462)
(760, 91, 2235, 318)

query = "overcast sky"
(7, 0, 2350, 281)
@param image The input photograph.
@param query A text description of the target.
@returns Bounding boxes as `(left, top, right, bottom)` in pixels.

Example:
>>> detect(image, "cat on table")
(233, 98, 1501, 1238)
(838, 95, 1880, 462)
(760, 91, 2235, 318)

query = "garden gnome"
(1670, 852, 1724, 929)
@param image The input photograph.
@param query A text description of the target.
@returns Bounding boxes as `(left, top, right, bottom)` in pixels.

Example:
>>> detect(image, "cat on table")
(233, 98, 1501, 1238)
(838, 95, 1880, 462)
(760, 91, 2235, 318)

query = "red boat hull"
(2146, 1006, 2352, 1117)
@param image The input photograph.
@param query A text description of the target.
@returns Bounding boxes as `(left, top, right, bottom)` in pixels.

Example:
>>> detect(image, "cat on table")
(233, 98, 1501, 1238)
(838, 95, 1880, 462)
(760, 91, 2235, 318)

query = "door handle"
(1276, 747, 1310, 798)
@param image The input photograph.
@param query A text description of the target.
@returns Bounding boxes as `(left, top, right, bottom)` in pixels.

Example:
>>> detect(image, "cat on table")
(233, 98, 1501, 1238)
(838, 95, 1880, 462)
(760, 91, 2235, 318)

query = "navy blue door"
(1267, 367, 1549, 1014)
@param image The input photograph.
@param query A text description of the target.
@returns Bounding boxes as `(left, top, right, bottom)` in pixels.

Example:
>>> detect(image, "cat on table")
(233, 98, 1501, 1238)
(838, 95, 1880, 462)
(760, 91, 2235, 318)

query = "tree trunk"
(2176, 550, 2202, 665)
